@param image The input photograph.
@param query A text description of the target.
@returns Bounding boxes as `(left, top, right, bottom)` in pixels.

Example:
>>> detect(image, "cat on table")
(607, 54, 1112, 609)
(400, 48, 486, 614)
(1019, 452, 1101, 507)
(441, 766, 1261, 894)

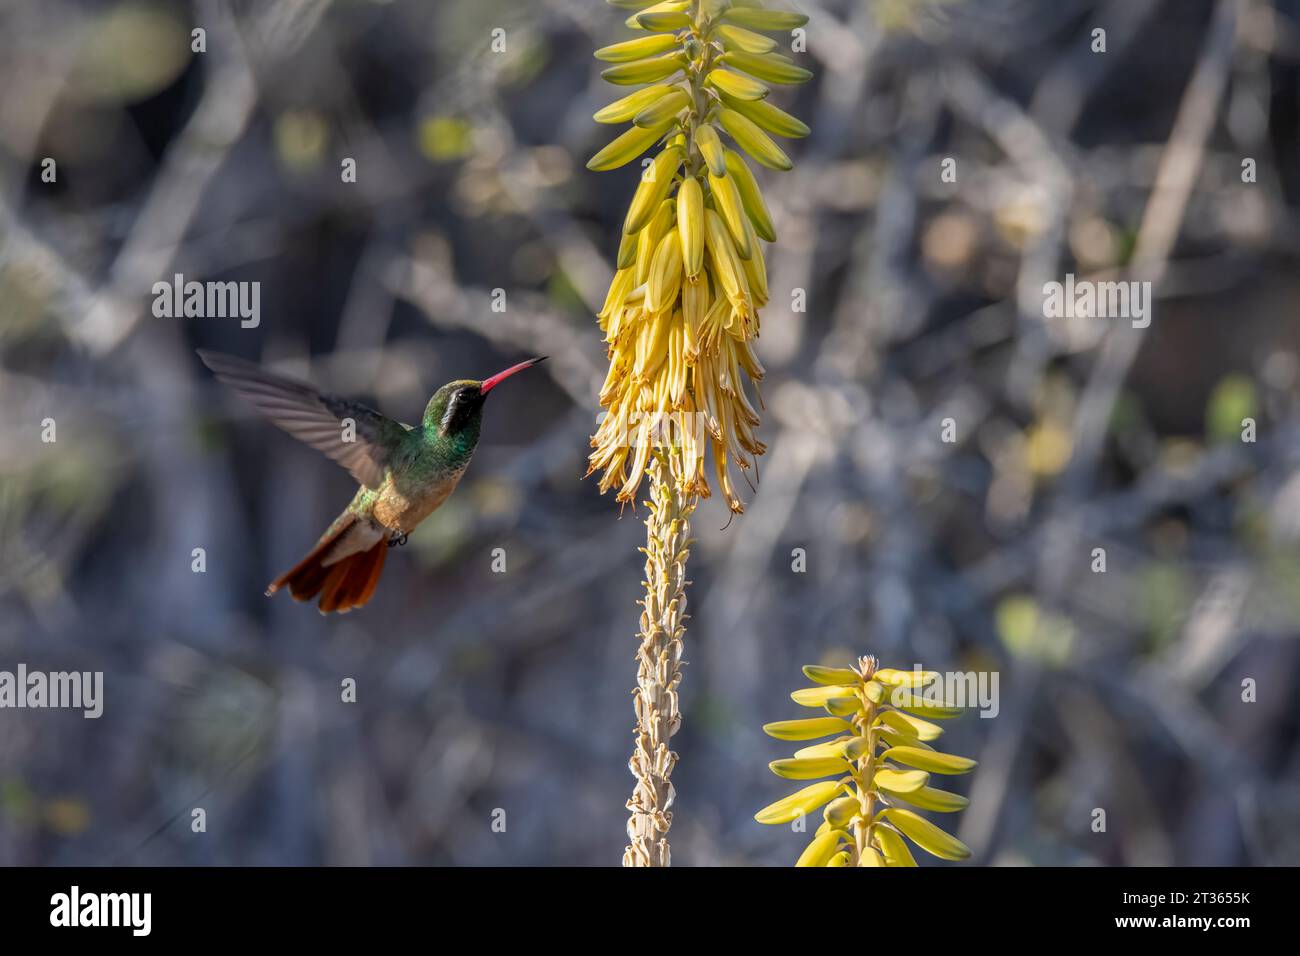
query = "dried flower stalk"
(622, 453, 693, 867)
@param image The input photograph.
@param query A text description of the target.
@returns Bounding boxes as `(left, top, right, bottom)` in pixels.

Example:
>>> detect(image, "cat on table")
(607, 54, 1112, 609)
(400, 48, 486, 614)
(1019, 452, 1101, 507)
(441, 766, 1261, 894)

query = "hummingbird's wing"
(198, 350, 410, 490)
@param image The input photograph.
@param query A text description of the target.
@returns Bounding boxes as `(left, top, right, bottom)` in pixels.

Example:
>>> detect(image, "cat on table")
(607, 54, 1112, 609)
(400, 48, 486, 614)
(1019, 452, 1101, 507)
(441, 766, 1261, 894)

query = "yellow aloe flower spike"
(587, 0, 811, 514)
(756, 655, 980, 866)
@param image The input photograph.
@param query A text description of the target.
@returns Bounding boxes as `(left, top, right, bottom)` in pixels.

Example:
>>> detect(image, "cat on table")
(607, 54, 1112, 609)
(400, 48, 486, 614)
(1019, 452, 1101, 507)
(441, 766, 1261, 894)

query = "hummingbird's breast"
(372, 464, 468, 534)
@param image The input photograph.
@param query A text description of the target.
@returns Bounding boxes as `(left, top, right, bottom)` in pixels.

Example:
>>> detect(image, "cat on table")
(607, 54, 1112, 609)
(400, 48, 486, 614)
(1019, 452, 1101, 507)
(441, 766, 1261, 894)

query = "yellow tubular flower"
(756, 656, 979, 867)
(587, 0, 811, 513)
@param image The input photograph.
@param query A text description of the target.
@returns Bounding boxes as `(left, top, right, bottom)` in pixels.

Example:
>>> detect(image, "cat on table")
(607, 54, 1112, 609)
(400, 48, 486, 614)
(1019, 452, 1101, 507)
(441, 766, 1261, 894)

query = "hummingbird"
(198, 349, 546, 614)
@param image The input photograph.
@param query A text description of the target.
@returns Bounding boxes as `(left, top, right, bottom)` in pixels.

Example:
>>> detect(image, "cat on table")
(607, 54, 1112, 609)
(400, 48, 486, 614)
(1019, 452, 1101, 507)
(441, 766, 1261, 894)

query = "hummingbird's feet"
(387, 532, 409, 549)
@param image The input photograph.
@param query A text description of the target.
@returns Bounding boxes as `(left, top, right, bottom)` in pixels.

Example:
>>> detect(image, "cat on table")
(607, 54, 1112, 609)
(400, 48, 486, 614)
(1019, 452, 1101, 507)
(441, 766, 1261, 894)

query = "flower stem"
(854, 660, 879, 865)
(623, 452, 696, 867)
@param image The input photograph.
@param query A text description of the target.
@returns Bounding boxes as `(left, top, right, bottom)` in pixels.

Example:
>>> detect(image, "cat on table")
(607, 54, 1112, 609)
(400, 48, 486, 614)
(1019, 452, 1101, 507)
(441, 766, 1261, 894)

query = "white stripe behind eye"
(440, 391, 459, 432)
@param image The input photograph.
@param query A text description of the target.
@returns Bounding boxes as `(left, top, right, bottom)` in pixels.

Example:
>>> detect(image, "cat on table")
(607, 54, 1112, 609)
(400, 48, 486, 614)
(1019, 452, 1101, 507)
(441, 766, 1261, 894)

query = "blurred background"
(1, 0, 1298, 866)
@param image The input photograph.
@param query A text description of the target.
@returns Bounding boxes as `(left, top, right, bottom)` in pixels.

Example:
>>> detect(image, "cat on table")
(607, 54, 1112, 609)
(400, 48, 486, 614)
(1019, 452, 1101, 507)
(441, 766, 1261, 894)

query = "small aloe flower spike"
(756, 656, 978, 867)
(589, 0, 813, 867)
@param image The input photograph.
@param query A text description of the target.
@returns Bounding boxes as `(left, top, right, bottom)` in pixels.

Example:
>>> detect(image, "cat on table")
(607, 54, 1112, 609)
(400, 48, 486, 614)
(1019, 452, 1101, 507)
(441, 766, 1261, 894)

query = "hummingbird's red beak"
(479, 356, 547, 396)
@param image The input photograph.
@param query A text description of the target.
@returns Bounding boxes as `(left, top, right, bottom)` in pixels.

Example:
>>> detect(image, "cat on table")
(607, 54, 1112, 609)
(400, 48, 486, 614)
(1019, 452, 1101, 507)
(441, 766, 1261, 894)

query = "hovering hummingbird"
(198, 349, 546, 614)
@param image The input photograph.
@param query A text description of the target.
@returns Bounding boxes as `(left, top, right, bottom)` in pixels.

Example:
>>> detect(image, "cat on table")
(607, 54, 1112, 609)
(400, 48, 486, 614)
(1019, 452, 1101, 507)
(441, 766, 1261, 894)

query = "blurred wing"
(198, 350, 408, 489)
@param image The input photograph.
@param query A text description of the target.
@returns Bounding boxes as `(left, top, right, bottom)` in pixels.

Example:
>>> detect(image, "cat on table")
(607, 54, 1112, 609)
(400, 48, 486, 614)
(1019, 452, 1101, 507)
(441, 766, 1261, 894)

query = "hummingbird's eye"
(439, 387, 478, 434)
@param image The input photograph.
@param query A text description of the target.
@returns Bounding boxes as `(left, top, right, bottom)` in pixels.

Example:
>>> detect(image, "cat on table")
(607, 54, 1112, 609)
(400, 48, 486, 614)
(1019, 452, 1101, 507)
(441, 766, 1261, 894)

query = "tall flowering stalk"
(586, 0, 811, 866)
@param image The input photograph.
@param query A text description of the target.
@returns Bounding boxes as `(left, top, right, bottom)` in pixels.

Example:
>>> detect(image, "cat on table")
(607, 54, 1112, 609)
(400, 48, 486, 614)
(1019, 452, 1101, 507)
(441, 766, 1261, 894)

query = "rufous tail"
(266, 515, 388, 614)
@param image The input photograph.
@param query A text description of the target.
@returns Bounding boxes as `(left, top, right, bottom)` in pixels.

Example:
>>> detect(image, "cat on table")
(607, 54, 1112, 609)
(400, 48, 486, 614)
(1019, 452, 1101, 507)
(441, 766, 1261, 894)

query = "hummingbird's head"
(424, 356, 547, 436)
